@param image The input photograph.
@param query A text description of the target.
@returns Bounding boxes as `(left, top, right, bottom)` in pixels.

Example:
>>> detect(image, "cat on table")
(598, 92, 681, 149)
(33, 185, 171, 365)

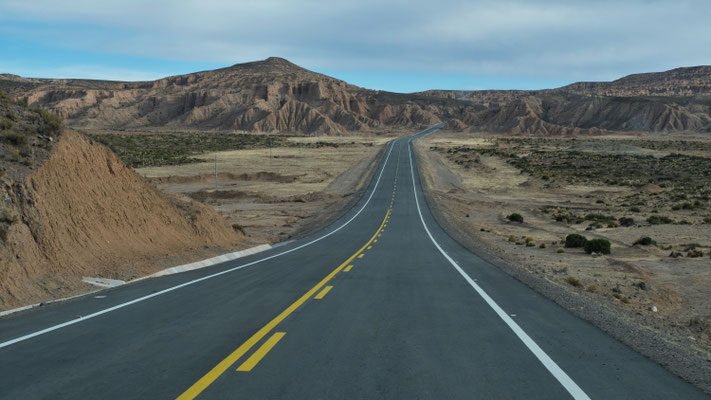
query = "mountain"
(2, 59, 711, 135)
(559, 66, 711, 97)
(0, 57, 454, 135)
(420, 66, 711, 134)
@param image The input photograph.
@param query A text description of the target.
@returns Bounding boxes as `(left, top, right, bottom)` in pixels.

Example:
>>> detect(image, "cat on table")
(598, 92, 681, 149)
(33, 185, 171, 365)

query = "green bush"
(629, 206, 641, 212)
(633, 236, 655, 246)
(565, 234, 588, 248)
(0, 118, 12, 130)
(584, 238, 611, 254)
(507, 213, 524, 223)
(647, 215, 673, 225)
(618, 217, 635, 227)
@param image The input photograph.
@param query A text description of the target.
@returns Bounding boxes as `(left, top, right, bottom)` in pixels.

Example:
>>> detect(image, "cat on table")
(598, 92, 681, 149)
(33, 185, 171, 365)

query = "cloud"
(1, 0, 710, 88)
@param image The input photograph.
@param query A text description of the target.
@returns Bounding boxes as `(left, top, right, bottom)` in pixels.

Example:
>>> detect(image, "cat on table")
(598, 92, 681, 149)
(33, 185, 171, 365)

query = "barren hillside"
(0, 94, 244, 310)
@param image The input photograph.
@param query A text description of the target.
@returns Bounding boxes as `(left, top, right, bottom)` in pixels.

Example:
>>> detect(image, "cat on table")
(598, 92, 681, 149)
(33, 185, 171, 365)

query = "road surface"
(0, 125, 707, 399)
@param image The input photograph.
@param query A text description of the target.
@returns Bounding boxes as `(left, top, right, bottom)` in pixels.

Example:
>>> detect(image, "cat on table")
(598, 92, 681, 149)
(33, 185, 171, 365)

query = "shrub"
(584, 238, 611, 254)
(556, 248, 565, 253)
(508, 235, 517, 242)
(704, 216, 711, 224)
(507, 213, 524, 223)
(584, 213, 616, 222)
(539, 242, 546, 248)
(1, 132, 28, 146)
(231, 223, 245, 235)
(0, 209, 17, 224)
(633, 236, 655, 246)
(33, 108, 63, 134)
(565, 234, 588, 248)
(6, 110, 17, 122)
(0, 118, 12, 130)
(629, 206, 641, 213)
(565, 277, 583, 288)
(618, 217, 635, 227)
(647, 215, 673, 225)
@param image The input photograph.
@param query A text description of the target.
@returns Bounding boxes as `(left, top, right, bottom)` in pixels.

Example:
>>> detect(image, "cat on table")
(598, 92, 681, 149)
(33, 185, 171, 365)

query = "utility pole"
(214, 154, 218, 189)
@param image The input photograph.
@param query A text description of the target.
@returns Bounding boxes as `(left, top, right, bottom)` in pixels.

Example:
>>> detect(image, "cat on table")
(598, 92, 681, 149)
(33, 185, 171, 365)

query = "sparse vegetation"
(1, 132, 28, 147)
(32, 108, 63, 134)
(88, 133, 291, 168)
(647, 215, 673, 225)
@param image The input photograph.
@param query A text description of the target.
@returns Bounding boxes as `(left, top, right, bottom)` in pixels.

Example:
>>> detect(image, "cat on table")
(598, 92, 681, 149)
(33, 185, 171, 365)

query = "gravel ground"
(413, 142, 711, 395)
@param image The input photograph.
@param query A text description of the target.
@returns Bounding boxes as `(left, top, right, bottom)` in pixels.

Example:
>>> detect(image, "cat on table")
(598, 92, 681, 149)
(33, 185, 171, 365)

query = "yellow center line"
(236, 332, 286, 372)
(314, 285, 333, 299)
(367, 246, 372, 250)
(344, 265, 354, 272)
(177, 208, 391, 399)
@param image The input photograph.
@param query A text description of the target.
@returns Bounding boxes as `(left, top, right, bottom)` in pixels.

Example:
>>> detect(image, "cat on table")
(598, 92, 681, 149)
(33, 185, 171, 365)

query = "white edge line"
(407, 135, 591, 400)
(0, 140, 397, 350)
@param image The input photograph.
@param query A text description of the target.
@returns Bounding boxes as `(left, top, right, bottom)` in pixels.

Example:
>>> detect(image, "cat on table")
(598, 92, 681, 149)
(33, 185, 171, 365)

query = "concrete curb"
(135, 244, 272, 280)
(0, 243, 272, 318)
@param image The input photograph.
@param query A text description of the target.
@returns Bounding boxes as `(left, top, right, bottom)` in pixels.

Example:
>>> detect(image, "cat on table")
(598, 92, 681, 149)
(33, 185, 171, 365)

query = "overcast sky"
(1, 0, 710, 92)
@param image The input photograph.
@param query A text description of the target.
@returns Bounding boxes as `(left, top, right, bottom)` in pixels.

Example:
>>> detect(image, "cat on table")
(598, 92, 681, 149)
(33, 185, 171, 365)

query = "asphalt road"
(0, 125, 707, 399)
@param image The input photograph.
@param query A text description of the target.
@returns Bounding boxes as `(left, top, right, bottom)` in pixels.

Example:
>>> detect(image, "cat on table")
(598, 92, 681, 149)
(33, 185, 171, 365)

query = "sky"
(1, 0, 710, 93)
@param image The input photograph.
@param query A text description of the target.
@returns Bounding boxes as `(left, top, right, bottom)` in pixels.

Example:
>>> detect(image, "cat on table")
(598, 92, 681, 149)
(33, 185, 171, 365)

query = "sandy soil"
(414, 131, 711, 392)
(137, 136, 388, 244)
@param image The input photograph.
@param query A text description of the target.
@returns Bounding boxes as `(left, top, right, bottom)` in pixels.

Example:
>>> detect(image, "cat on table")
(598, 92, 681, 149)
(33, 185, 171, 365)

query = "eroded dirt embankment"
(0, 131, 244, 311)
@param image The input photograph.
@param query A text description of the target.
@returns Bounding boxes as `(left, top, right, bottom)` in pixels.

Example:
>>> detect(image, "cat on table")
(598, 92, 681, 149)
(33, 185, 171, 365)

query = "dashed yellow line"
(236, 332, 286, 372)
(314, 285, 333, 299)
(344, 265, 354, 272)
(176, 208, 391, 399)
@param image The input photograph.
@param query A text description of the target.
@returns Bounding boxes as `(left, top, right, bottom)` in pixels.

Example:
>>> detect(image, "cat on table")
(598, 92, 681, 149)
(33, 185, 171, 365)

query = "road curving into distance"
(0, 124, 707, 399)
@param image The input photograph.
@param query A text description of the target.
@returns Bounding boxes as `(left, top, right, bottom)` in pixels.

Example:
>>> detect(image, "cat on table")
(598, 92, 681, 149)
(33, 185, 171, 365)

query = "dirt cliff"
(0, 127, 243, 311)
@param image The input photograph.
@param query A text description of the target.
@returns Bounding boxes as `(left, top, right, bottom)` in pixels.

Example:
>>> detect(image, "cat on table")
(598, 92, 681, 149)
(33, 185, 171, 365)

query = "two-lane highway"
(0, 126, 707, 399)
